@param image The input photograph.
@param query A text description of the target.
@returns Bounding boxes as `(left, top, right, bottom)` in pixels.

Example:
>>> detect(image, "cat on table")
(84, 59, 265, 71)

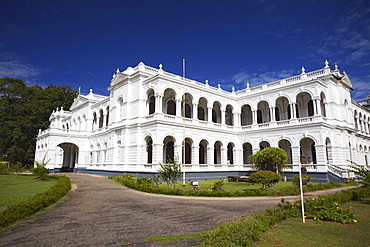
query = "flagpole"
(182, 57, 186, 185)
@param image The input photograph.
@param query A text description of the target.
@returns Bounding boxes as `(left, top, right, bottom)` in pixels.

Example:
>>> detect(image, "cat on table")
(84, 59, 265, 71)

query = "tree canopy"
(0, 77, 76, 166)
(249, 147, 288, 173)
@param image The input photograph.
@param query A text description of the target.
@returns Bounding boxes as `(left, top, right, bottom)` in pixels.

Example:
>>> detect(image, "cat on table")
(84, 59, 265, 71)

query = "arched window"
(227, 143, 234, 164)
(185, 103, 191, 118)
(308, 100, 314, 116)
(105, 106, 109, 126)
(243, 143, 253, 164)
(212, 109, 217, 123)
(275, 107, 280, 121)
(167, 100, 176, 115)
(165, 141, 174, 161)
(214, 141, 221, 164)
(257, 109, 263, 124)
(149, 96, 155, 115)
(92, 112, 97, 130)
(99, 109, 104, 128)
(198, 107, 205, 120)
(184, 142, 191, 164)
(225, 105, 233, 126)
(146, 138, 153, 164)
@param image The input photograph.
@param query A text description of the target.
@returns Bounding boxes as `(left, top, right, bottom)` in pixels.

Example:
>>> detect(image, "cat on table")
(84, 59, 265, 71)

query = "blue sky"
(1, 0, 369, 100)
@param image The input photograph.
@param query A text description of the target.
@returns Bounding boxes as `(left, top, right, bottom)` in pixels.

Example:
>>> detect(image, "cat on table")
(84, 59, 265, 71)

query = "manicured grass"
(256, 197, 370, 247)
(0, 174, 57, 212)
(157, 180, 291, 192)
(156, 180, 353, 194)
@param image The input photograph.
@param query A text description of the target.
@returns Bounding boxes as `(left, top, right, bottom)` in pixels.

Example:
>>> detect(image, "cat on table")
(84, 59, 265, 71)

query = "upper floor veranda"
(38, 61, 370, 138)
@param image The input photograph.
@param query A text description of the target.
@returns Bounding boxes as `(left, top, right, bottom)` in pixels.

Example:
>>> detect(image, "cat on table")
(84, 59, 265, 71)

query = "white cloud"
(308, 1, 370, 65)
(231, 69, 295, 89)
(350, 75, 370, 101)
(0, 52, 46, 81)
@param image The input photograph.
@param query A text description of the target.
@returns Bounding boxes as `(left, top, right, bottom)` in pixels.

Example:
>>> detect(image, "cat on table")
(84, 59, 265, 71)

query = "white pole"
(182, 57, 186, 185)
(298, 163, 305, 223)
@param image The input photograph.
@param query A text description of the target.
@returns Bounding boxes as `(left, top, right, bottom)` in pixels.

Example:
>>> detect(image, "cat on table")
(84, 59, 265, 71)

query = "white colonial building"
(35, 61, 370, 182)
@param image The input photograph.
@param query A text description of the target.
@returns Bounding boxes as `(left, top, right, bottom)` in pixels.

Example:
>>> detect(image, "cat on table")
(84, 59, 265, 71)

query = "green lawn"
(155, 180, 351, 194)
(158, 180, 291, 191)
(256, 197, 370, 247)
(0, 174, 58, 212)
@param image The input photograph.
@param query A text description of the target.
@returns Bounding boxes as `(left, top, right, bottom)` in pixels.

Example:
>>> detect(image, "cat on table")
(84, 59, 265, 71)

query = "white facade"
(35, 61, 370, 181)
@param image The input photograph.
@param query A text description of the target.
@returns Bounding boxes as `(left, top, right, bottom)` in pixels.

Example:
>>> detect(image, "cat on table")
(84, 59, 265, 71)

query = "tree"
(248, 170, 281, 190)
(349, 161, 370, 187)
(249, 147, 288, 173)
(0, 77, 76, 166)
(158, 157, 182, 189)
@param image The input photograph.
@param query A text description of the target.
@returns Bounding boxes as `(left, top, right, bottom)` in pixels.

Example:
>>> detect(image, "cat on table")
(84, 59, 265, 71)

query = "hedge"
(0, 175, 71, 229)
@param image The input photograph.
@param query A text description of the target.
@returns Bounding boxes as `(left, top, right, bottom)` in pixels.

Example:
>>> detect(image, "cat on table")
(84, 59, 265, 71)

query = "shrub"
(249, 147, 288, 173)
(210, 180, 225, 192)
(158, 157, 182, 189)
(349, 161, 370, 187)
(201, 187, 370, 246)
(32, 156, 50, 180)
(0, 175, 71, 229)
(248, 170, 281, 190)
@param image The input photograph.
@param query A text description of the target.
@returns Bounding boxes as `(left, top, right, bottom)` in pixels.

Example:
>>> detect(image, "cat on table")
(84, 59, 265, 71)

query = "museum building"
(35, 61, 370, 182)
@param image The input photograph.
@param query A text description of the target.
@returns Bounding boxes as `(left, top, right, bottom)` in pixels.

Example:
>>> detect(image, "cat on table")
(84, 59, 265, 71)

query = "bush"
(201, 187, 370, 246)
(249, 147, 288, 173)
(0, 175, 71, 229)
(349, 161, 370, 187)
(248, 170, 281, 190)
(32, 156, 50, 180)
(158, 157, 182, 189)
(210, 180, 225, 192)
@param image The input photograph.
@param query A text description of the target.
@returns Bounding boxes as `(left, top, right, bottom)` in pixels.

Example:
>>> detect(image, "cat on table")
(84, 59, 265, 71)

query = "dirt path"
(0, 173, 357, 246)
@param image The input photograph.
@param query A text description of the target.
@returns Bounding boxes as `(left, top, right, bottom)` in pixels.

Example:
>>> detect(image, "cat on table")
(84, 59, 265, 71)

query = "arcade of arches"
(143, 136, 328, 166)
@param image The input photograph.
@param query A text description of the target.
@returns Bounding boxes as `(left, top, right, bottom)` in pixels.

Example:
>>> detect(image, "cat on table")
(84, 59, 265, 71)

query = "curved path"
(0, 173, 356, 246)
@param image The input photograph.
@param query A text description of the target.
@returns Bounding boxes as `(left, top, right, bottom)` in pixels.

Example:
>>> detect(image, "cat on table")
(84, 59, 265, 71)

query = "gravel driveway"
(0, 173, 356, 246)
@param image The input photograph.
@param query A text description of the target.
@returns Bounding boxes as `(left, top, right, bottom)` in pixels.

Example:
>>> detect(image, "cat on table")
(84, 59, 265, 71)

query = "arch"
(92, 112, 97, 130)
(225, 105, 233, 126)
(227, 142, 235, 164)
(106, 106, 110, 126)
(296, 92, 313, 118)
(241, 104, 253, 126)
(181, 93, 193, 118)
(300, 137, 316, 164)
(163, 136, 175, 162)
(57, 142, 79, 172)
(320, 92, 327, 117)
(163, 88, 176, 115)
(278, 139, 292, 164)
(147, 88, 155, 115)
(199, 139, 208, 164)
(257, 101, 270, 123)
(325, 138, 332, 164)
(183, 138, 193, 164)
(145, 136, 153, 164)
(98, 109, 104, 128)
(275, 96, 290, 121)
(259, 141, 270, 150)
(212, 101, 221, 123)
(198, 97, 208, 121)
(214, 141, 222, 164)
(242, 142, 253, 164)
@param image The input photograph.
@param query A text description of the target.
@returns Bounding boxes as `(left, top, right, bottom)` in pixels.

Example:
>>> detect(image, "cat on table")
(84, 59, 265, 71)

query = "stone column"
(208, 107, 212, 122)
(192, 103, 198, 119)
(221, 110, 225, 124)
(176, 99, 181, 117)
(155, 94, 163, 113)
(270, 107, 275, 122)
